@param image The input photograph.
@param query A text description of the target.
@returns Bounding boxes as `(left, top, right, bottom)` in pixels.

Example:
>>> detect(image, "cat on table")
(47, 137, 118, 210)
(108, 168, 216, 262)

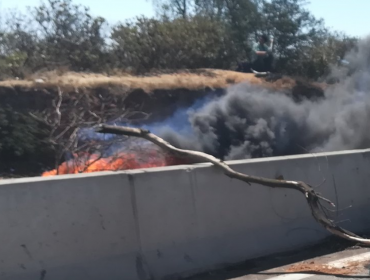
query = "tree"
(29, 86, 138, 174)
(255, 0, 327, 76)
(111, 15, 235, 73)
(292, 31, 358, 79)
(0, 0, 359, 79)
(151, 0, 348, 77)
(222, 0, 260, 57)
(31, 0, 108, 71)
(194, 0, 226, 18)
(154, 0, 260, 58)
(151, 0, 193, 19)
(0, 9, 40, 78)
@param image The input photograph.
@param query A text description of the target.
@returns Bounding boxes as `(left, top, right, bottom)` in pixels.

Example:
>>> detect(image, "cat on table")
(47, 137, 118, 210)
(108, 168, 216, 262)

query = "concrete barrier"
(1, 149, 370, 280)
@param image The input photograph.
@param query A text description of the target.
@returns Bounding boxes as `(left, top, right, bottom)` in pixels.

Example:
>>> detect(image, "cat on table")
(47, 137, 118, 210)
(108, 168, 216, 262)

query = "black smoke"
(158, 38, 370, 160)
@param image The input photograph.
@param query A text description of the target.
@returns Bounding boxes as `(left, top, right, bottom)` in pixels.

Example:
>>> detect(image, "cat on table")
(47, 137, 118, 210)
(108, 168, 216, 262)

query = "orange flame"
(42, 150, 189, 177)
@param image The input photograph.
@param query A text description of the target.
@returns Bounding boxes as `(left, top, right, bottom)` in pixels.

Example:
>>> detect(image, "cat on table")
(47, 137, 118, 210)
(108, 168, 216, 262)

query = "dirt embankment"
(0, 69, 326, 178)
(0, 69, 325, 123)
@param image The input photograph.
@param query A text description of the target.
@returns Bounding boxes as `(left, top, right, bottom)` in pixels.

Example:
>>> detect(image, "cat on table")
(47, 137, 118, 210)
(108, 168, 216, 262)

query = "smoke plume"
(157, 38, 370, 160)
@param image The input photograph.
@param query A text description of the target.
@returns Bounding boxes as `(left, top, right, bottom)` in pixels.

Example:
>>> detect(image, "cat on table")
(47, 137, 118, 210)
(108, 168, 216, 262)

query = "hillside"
(0, 69, 325, 119)
(0, 69, 326, 178)
(0, 69, 323, 92)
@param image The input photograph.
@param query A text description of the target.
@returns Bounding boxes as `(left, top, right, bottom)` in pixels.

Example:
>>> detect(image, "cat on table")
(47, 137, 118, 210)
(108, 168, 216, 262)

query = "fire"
(42, 150, 190, 177)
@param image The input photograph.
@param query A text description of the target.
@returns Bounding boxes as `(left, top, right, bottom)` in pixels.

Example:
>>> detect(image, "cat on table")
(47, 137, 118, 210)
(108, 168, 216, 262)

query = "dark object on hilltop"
(236, 58, 274, 75)
(265, 73, 283, 82)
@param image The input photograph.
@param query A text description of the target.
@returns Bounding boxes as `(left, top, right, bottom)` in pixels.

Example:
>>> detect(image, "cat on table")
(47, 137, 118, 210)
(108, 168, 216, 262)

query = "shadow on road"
(185, 235, 369, 280)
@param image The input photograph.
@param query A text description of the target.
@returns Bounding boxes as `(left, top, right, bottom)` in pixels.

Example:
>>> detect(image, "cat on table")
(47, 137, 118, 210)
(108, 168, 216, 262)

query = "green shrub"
(0, 106, 53, 161)
(111, 15, 236, 73)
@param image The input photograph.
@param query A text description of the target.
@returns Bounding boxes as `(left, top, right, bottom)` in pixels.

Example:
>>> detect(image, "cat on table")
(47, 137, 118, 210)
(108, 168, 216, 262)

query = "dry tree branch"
(95, 124, 370, 246)
(49, 87, 63, 137)
(77, 152, 105, 173)
(27, 85, 140, 177)
(29, 112, 52, 126)
(54, 114, 78, 141)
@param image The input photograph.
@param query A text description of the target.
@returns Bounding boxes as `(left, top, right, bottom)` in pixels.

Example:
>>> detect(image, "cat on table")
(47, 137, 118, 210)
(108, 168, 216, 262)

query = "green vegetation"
(0, 0, 358, 80)
(0, 106, 48, 158)
(0, 106, 54, 176)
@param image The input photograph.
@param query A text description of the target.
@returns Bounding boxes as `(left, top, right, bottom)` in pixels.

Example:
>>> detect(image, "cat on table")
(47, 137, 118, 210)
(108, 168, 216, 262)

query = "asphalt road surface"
(188, 240, 370, 280)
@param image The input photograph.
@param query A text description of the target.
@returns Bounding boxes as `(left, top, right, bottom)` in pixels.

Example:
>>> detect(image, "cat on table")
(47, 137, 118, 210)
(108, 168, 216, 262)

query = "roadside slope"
(0, 69, 323, 92)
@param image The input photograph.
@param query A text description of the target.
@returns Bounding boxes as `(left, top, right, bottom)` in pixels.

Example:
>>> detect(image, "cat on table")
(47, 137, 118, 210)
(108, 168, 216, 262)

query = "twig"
(28, 112, 52, 127)
(54, 87, 63, 126)
(49, 87, 63, 137)
(95, 124, 370, 246)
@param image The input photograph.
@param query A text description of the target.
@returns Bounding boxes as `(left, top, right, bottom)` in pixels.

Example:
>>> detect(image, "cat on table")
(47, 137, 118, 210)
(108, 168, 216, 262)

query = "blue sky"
(1, 0, 369, 38)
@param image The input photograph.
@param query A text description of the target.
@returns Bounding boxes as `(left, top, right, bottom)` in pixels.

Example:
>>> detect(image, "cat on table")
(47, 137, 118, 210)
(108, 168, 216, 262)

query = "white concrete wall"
(1, 149, 370, 280)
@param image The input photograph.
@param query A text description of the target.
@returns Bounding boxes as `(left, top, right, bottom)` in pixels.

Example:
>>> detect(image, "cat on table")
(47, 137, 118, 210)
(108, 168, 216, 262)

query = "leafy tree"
(0, 9, 40, 78)
(255, 0, 325, 75)
(151, 0, 193, 18)
(111, 15, 236, 73)
(31, 0, 108, 71)
(0, 0, 359, 79)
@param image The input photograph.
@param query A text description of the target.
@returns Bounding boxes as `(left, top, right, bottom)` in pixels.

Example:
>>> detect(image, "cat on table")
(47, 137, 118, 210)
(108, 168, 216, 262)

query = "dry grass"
(0, 69, 301, 93)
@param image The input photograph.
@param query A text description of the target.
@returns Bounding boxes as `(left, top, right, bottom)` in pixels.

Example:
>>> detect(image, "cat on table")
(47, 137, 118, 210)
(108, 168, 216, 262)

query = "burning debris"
(42, 149, 191, 176)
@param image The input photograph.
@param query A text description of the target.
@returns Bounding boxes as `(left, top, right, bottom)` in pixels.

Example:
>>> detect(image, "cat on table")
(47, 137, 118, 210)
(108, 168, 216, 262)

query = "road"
(188, 243, 370, 280)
